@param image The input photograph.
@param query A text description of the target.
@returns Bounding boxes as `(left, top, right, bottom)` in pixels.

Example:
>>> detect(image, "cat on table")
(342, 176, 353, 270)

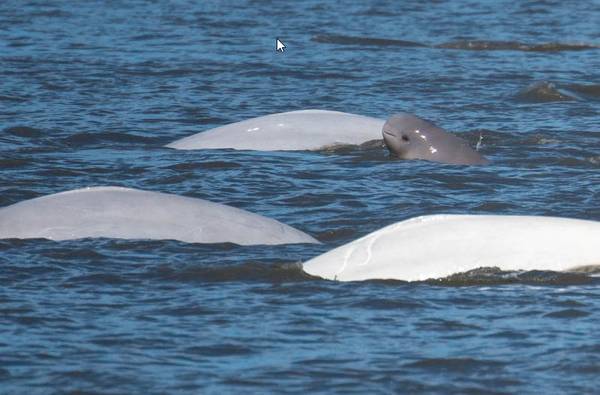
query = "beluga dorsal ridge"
(0, 186, 320, 246)
(302, 214, 600, 282)
(382, 114, 489, 165)
(166, 110, 385, 151)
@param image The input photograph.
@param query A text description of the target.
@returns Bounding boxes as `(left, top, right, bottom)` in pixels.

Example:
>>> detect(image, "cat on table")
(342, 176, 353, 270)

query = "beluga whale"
(382, 114, 489, 165)
(302, 214, 600, 282)
(166, 109, 385, 151)
(0, 186, 319, 245)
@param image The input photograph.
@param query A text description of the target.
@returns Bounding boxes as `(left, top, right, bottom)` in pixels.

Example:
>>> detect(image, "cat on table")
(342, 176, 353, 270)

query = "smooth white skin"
(0, 187, 320, 245)
(166, 109, 385, 151)
(303, 214, 600, 281)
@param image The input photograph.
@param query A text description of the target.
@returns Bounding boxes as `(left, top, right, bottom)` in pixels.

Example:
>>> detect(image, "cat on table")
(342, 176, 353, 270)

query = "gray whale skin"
(382, 114, 489, 165)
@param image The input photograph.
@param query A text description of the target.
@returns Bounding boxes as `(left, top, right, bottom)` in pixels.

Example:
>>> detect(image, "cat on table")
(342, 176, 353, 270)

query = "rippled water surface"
(1, 0, 600, 393)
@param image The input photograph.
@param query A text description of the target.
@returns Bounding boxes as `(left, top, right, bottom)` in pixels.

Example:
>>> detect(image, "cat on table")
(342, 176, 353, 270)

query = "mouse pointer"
(276, 38, 286, 52)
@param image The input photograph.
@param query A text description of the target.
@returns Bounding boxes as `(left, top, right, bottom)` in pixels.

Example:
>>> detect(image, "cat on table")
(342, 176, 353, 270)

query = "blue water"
(1, 0, 599, 393)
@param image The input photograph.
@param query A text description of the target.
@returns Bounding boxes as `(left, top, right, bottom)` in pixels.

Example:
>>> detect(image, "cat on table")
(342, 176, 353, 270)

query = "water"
(1, 0, 599, 393)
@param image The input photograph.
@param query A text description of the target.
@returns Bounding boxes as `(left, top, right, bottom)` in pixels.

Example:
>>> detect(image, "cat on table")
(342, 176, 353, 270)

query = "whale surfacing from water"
(166, 110, 385, 151)
(0, 187, 319, 245)
(302, 215, 600, 282)
(382, 114, 489, 165)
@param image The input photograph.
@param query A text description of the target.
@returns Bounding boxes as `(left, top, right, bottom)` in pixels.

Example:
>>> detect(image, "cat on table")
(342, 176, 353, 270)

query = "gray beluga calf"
(0, 186, 319, 245)
(382, 114, 489, 165)
(166, 109, 385, 151)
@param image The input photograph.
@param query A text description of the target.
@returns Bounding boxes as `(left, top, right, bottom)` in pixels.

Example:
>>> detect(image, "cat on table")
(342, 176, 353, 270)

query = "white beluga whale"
(0, 186, 319, 245)
(302, 214, 600, 282)
(166, 109, 385, 151)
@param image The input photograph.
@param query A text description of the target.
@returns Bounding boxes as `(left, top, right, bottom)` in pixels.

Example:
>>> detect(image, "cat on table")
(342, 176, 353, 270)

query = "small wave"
(0, 94, 28, 103)
(311, 36, 599, 52)
(184, 344, 255, 357)
(404, 357, 506, 372)
(119, 67, 199, 77)
(416, 319, 481, 331)
(242, 68, 360, 81)
(3, 126, 42, 138)
(315, 227, 358, 243)
(166, 161, 242, 171)
(29, 9, 72, 18)
(145, 261, 311, 283)
(312, 34, 426, 47)
(63, 273, 131, 286)
(523, 133, 562, 145)
(437, 40, 599, 52)
(564, 83, 600, 101)
(60, 132, 157, 147)
(350, 298, 426, 310)
(514, 81, 577, 103)
(426, 267, 595, 286)
(0, 158, 31, 169)
(544, 309, 590, 319)
(129, 33, 165, 41)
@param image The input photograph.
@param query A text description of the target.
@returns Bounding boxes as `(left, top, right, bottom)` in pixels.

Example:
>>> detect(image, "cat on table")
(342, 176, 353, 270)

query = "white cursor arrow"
(276, 38, 286, 53)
